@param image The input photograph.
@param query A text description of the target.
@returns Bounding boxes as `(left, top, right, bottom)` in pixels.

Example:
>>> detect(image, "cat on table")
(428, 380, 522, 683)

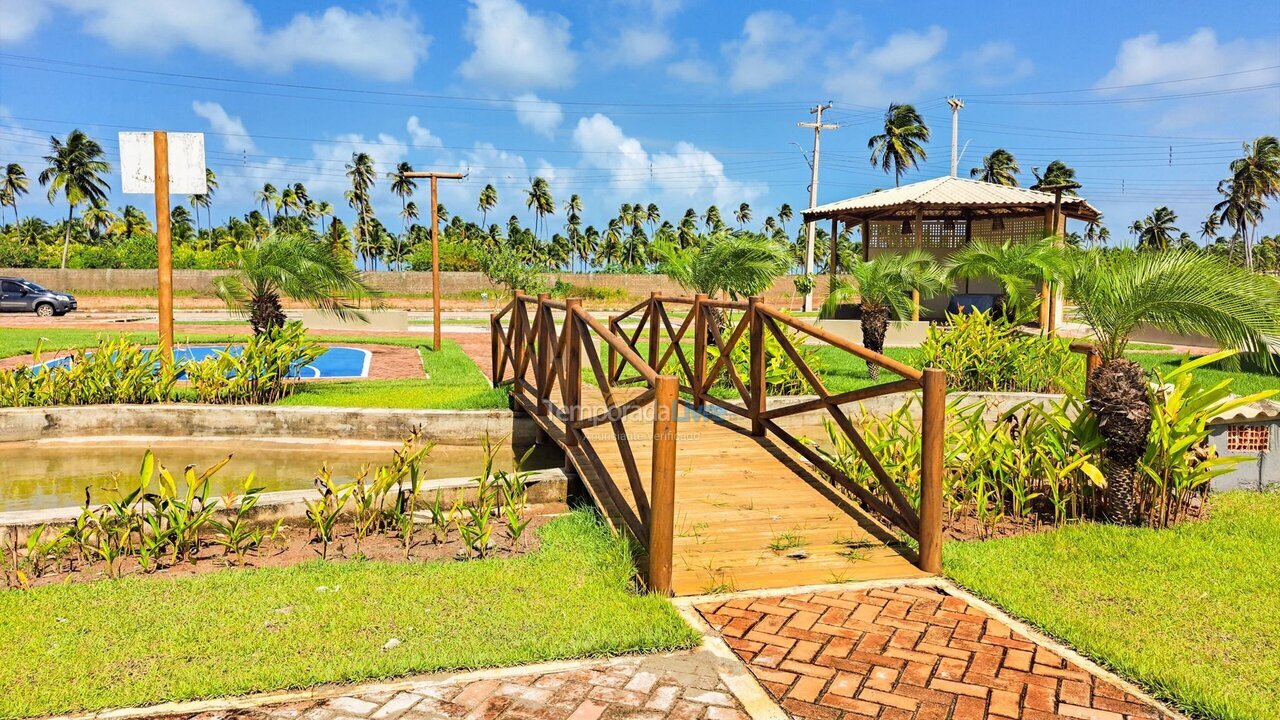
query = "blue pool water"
(36, 345, 371, 379)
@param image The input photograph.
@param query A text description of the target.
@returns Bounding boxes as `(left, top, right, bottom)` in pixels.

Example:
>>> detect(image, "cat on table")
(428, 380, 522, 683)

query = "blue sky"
(1, 0, 1278, 241)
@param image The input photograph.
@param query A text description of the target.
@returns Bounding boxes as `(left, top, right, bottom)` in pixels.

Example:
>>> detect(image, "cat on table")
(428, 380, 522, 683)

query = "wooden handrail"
(490, 290, 947, 588)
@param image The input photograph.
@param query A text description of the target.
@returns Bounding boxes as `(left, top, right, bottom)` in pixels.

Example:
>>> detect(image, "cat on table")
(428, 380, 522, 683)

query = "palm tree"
(657, 230, 791, 300)
(704, 205, 722, 232)
(777, 203, 793, 234)
(346, 152, 377, 268)
(1136, 207, 1180, 251)
(388, 162, 417, 271)
(1200, 213, 1222, 243)
(970, 149, 1020, 186)
(868, 103, 931, 187)
(820, 251, 947, 378)
(645, 202, 661, 234)
(524, 177, 554, 237)
(314, 201, 334, 236)
(279, 186, 297, 219)
(39, 129, 111, 269)
(214, 233, 383, 334)
(82, 201, 116, 240)
(1030, 160, 1079, 194)
(256, 183, 279, 223)
(734, 202, 752, 228)
(2, 163, 30, 224)
(1221, 135, 1280, 269)
(1064, 250, 1280, 524)
(477, 184, 498, 227)
(945, 237, 1070, 320)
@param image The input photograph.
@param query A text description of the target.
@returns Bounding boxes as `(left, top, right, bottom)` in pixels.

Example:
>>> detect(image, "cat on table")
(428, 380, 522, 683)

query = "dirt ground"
(6, 507, 563, 589)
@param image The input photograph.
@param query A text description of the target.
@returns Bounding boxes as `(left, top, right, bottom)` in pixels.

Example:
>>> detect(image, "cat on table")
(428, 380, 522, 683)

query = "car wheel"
(35, 303, 55, 317)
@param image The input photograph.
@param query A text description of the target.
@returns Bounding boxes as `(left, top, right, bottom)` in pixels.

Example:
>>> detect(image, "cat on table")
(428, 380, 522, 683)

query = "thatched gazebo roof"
(801, 175, 1100, 224)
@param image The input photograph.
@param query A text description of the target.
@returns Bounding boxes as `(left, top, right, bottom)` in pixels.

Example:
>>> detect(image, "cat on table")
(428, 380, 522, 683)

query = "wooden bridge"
(490, 292, 945, 596)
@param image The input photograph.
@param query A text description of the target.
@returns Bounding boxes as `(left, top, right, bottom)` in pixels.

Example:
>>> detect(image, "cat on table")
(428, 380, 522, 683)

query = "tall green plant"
(945, 237, 1069, 320)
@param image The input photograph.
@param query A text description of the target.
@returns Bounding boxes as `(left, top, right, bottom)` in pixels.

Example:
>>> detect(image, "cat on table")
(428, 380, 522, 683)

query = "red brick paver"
(697, 586, 1173, 720)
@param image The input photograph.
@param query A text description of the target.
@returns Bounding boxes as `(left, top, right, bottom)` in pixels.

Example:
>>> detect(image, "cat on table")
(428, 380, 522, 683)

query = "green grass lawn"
(945, 491, 1280, 720)
(0, 510, 698, 719)
(0, 329, 506, 410)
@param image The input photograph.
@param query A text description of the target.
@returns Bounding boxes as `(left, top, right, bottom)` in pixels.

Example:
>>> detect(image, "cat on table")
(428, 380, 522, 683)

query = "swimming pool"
(36, 344, 372, 379)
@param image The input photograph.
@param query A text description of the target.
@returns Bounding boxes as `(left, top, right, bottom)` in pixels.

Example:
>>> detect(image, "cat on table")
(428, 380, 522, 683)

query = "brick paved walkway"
(696, 586, 1173, 720)
(156, 650, 752, 720)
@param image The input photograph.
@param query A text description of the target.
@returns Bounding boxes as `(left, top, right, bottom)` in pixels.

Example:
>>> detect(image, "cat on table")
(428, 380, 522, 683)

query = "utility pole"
(798, 102, 838, 312)
(403, 170, 466, 351)
(947, 96, 962, 176)
(947, 97, 964, 177)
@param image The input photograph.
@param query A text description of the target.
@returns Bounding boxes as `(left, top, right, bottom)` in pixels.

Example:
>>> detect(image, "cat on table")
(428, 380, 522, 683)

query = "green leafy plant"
(920, 311, 1079, 393)
(306, 466, 351, 560)
(183, 322, 324, 404)
(1, 336, 182, 407)
(209, 475, 267, 565)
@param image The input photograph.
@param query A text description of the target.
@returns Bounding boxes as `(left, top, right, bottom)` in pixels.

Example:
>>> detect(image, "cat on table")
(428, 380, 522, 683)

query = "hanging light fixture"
(992, 215, 1006, 231)
(944, 218, 956, 233)
(900, 218, 912, 235)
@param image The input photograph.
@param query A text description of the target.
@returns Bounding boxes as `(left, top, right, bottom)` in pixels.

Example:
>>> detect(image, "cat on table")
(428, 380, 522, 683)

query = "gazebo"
(801, 175, 1101, 326)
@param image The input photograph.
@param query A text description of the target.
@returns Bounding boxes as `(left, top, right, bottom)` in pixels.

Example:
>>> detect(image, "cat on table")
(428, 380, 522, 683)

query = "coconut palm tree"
(945, 237, 1070, 320)
(314, 201, 334, 236)
(1221, 135, 1280, 269)
(970, 149, 1020, 186)
(1030, 160, 1079, 194)
(1136, 207, 1180, 251)
(868, 103, 931, 187)
(387, 162, 417, 271)
(346, 152, 377, 268)
(820, 250, 947, 378)
(215, 233, 383, 334)
(2, 163, 30, 224)
(82, 201, 116, 240)
(657, 230, 791, 300)
(777, 203, 793, 234)
(1200, 213, 1222, 243)
(524, 177, 554, 237)
(39, 129, 111, 269)
(1064, 249, 1280, 524)
(477, 183, 498, 227)
(704, 205, 722, 232)
(256, 183, 279, 223)
(279, 186, 297, 219)
(734, 202, 752, 228)
(645, 202, 661, 234)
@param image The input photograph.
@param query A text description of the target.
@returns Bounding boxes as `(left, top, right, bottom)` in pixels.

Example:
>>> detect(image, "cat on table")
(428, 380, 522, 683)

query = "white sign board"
(119, 132, 207, 194)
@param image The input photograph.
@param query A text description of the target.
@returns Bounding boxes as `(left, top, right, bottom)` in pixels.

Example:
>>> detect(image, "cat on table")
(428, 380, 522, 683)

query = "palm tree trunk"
(1087, 358, 1152, 525)
(860, 304, 889, 380)
(249, 293, 287, 335)
(61, 203, 74, 269)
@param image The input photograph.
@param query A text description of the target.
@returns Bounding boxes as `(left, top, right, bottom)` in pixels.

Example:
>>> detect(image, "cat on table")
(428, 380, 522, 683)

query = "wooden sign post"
(120, 130, 206, 362)
(403, 171, 465, 351)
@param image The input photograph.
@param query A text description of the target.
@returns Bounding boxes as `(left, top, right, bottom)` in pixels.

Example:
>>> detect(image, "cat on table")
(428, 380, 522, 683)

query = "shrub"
(0, 337, 182, 407)
(184, 322, 324, 404)
(549, 279, 631, 302)
(667, 323, 821, 396)
(920, 311, 1079, 393)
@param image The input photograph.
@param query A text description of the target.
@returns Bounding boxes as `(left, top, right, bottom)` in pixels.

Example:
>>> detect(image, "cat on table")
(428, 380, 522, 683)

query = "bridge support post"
(648, 292, 661, 371)
(692, 294, 708, 411)
(918, 368, 946, 574)
(535, 293, 551, 417)
(564, 299, 582, 449)
(489, 312, 499, 388)
(648, 375, 678, 595)
(606, 315, 619, 382)
(748, 296, 766, 436)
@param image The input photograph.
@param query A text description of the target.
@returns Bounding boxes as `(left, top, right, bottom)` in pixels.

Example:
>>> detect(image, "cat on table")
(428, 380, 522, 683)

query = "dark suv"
(0, 277, 77, 317)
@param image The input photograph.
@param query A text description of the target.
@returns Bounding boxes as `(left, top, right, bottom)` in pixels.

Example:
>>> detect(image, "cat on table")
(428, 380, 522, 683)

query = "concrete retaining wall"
(0, 404, 538, 445)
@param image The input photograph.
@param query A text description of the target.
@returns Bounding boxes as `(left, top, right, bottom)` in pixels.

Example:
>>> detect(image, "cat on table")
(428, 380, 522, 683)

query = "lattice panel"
(869, 219, 968, 250)
(1227, 424, 1271, 453)
(970, 216, 1048, 245)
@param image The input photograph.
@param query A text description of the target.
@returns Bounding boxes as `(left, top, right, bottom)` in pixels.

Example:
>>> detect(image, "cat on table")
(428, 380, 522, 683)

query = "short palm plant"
(658, 230, 791, 300)
(1065, 249, 1280, 524)
(215, 233, 383, 334)
(820, 250, 947, 378)
(945, 237, 1070, 322)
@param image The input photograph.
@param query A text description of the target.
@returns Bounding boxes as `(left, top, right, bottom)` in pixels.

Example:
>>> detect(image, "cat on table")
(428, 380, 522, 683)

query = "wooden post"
(535, 292, 550, 416)
(912, 206, 924, 322)
(692, 293, 708, 410)
(153, 130, 174, 364)
(647, 292, 660, 371)
(918, 368, 945, 574)
(1085, 347, 1102, 395)
(861, 219, 870, 262)
(648, 375, 679, 595)
(830, 218, 839, 280)
(489, 312, 499, 387)
(1047, 199, 1066, 336)
(430, 175, 441, 351)
(607, 315, 619, 382)
(512, 290, 526, 377)
(563, 298, 582, 448)
(748, 296, 766, 436)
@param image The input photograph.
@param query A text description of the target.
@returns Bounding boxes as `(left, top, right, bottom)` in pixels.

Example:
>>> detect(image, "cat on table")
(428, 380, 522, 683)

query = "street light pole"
(798, 103, 838, 312)
(403, 171, 465, 351)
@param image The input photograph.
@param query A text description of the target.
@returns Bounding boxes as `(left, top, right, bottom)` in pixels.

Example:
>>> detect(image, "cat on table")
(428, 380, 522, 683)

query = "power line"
(960, 64, 1280, 97)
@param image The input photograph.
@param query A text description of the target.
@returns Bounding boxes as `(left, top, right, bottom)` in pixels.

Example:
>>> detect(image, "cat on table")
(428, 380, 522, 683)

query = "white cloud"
(0, 0, 48, 42)
(612, 27, 674, 67)
(1097, 29, 1280, 129)
(722, 11, 820, 93)
(825, 26, 947, 105)
(49, 0, 429, 81)
(191, 101, 257, 154)
(406, 116, 443, 149)
(960, 41, 1032, 86)
(512, 94, 563, 139)
(458, 0, 577, 90)
(572, 113, 765, 207)
(667, 58, 716, 84)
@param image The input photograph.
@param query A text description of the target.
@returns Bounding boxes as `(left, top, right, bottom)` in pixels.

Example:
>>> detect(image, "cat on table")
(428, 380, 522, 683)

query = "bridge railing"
(491, 291, 678, 593)
(606, 292, 946, 574)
